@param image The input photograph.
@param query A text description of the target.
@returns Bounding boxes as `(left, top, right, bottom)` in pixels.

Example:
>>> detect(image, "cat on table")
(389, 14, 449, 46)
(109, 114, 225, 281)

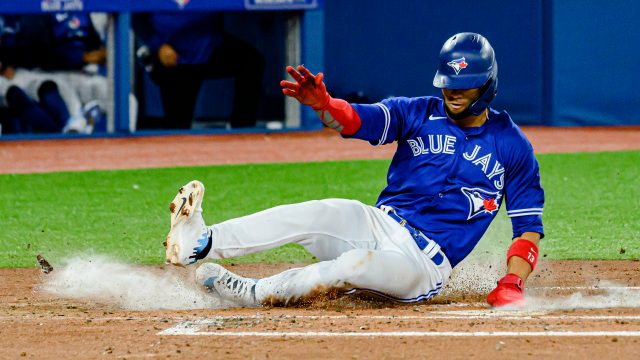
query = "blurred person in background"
(17, 12, 105, 72)
(0, 63, 77, 134)
(3, 12, 138, 133)
(134, 12, 264, 129)
(0, 16, 84, 134)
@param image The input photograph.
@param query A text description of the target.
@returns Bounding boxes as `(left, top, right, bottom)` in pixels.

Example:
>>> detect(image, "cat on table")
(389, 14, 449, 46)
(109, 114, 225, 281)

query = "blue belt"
(386, 210, 446, 266)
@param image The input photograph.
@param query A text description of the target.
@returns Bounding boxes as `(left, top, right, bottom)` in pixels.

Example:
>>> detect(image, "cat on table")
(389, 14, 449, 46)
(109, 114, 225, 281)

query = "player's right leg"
(203, 198, 380, 261)
(165, 180, 381, 266)
(165, 180, 210, 266)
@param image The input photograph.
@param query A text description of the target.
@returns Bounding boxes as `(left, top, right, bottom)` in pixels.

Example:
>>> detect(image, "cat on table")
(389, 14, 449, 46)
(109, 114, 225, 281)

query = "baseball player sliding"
(164, 33, 544, 308)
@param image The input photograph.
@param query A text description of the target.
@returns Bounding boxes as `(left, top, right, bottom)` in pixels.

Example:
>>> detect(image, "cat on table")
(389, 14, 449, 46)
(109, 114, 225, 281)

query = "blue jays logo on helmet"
(461, 187, 502, 220)
(447, 57, 468, 75)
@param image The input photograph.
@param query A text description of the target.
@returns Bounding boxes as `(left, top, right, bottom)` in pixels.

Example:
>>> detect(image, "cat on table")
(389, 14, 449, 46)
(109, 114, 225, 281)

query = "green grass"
(536, 151, 640, 259)
(0, 151, 638, 268)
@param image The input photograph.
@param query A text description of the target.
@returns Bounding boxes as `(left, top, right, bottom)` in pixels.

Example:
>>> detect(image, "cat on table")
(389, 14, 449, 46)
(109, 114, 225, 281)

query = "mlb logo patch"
(447, 57, 468, 75)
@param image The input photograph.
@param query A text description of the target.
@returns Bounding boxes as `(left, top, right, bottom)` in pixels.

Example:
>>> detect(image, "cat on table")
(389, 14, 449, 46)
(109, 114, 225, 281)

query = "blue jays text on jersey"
(349, 97, 545, 267)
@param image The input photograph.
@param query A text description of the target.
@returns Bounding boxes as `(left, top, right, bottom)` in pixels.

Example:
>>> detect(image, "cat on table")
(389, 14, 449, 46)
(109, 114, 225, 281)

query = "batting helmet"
(433, 32, 498, 115)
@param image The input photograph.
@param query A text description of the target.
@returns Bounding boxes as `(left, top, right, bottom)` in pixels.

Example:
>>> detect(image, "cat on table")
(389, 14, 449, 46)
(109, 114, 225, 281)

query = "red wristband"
(506, 238, 538, 271)
(311, 92, 331, 111)
(314, 96, 362, 136)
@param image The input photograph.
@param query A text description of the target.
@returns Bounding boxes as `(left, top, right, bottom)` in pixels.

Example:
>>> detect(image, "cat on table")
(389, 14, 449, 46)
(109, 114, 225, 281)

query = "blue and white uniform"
(351, 96, 544, 266)
(194, 96, 544, 305)
(166, 33, 540, 306)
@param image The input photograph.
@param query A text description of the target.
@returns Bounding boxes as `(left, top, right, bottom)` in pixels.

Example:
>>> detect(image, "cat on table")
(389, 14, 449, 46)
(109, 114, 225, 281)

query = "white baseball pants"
(205, 199, 452, 304)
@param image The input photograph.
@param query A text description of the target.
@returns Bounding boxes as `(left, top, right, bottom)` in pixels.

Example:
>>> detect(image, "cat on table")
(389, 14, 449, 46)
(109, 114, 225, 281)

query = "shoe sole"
(169, 180, 205, 228)
(164, 180, 205, 252)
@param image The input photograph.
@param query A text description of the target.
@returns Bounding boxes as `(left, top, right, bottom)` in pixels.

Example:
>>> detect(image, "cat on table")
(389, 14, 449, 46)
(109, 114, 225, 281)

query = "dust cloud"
(439, 211, 640, 310)
(524, 282, 640, 310)
(41, 255, 227, 310)
(41, 209, 638, 311)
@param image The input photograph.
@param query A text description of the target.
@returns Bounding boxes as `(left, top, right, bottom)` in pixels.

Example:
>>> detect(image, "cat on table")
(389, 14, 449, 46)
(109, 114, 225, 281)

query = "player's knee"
(298, 199, 336, 216)
(304, 198, 362, 213)
(332, 249, 375, 284)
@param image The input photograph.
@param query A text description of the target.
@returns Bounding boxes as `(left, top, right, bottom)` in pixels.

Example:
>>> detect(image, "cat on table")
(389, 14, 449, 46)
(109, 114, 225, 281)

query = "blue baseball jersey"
(350, 96, 544, 267)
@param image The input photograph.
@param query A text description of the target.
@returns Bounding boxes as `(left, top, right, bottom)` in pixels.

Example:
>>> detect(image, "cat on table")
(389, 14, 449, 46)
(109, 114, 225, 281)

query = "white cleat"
(164, 180, 211, 266)
(196, 263, 258, 307)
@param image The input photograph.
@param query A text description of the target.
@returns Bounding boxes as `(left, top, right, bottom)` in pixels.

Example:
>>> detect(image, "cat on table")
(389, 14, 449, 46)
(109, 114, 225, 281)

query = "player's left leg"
(165, 180, 209, 266)
(167, 197, 380, 267)
(165, 181, 385, 266)
(193, 207, 452, 306)
(195, 244, 450, 307)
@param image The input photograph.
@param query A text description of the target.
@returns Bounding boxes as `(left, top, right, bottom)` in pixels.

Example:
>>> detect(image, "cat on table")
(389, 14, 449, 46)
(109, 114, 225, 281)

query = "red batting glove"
(487, 273, 526, 308)
(280, 65, 330, 110)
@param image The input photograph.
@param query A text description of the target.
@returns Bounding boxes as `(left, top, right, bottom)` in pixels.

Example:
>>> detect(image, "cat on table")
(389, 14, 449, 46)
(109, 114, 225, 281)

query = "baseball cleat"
(165, 180, 211, 266)
(196, 263, 258, 307)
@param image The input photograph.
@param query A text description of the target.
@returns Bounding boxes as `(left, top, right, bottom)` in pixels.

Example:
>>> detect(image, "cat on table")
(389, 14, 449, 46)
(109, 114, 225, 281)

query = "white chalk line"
(159, 328, 640, 337)
(158, 311, 640, 337)
(161, 312, 640, 323)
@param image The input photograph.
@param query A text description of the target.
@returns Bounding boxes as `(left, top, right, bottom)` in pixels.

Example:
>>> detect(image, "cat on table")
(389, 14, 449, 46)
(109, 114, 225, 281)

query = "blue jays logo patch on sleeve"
(461, 187, 502, 220)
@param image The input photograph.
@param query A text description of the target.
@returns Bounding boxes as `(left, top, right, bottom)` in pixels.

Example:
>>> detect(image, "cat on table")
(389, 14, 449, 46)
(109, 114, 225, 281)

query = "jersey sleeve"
(348, 97, 415, 145)
(503, 131, 545, 239)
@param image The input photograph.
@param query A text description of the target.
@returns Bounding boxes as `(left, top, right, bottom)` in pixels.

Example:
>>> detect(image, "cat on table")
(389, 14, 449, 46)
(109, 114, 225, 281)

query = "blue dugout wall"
(2, 0, 638, 134)
(142, 0, 640, 127)
(324, 0, 640, 126)
(551, 0, 640, 126)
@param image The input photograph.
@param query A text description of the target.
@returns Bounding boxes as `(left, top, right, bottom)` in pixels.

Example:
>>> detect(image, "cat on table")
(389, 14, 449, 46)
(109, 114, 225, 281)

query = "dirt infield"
(1, 261, 640, 359)
(1, 127, 639, 358)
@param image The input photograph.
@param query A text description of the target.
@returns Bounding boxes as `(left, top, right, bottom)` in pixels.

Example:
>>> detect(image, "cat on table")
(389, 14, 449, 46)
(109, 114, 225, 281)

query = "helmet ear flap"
(469, 76, 498, 115)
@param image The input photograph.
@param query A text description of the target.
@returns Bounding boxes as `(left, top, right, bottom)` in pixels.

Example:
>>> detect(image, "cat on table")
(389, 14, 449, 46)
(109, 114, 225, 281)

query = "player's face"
(442, 88, 481, 115)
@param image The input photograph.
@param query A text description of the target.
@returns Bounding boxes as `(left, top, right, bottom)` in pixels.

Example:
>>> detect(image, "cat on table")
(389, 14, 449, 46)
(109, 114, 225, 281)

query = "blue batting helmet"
(433, 32, 498, 115)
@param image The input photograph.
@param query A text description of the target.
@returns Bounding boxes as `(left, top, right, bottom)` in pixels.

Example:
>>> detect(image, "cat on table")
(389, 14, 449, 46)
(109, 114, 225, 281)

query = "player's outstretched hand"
(487, 273, 526, 308)
(280, 65, 330, 110)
